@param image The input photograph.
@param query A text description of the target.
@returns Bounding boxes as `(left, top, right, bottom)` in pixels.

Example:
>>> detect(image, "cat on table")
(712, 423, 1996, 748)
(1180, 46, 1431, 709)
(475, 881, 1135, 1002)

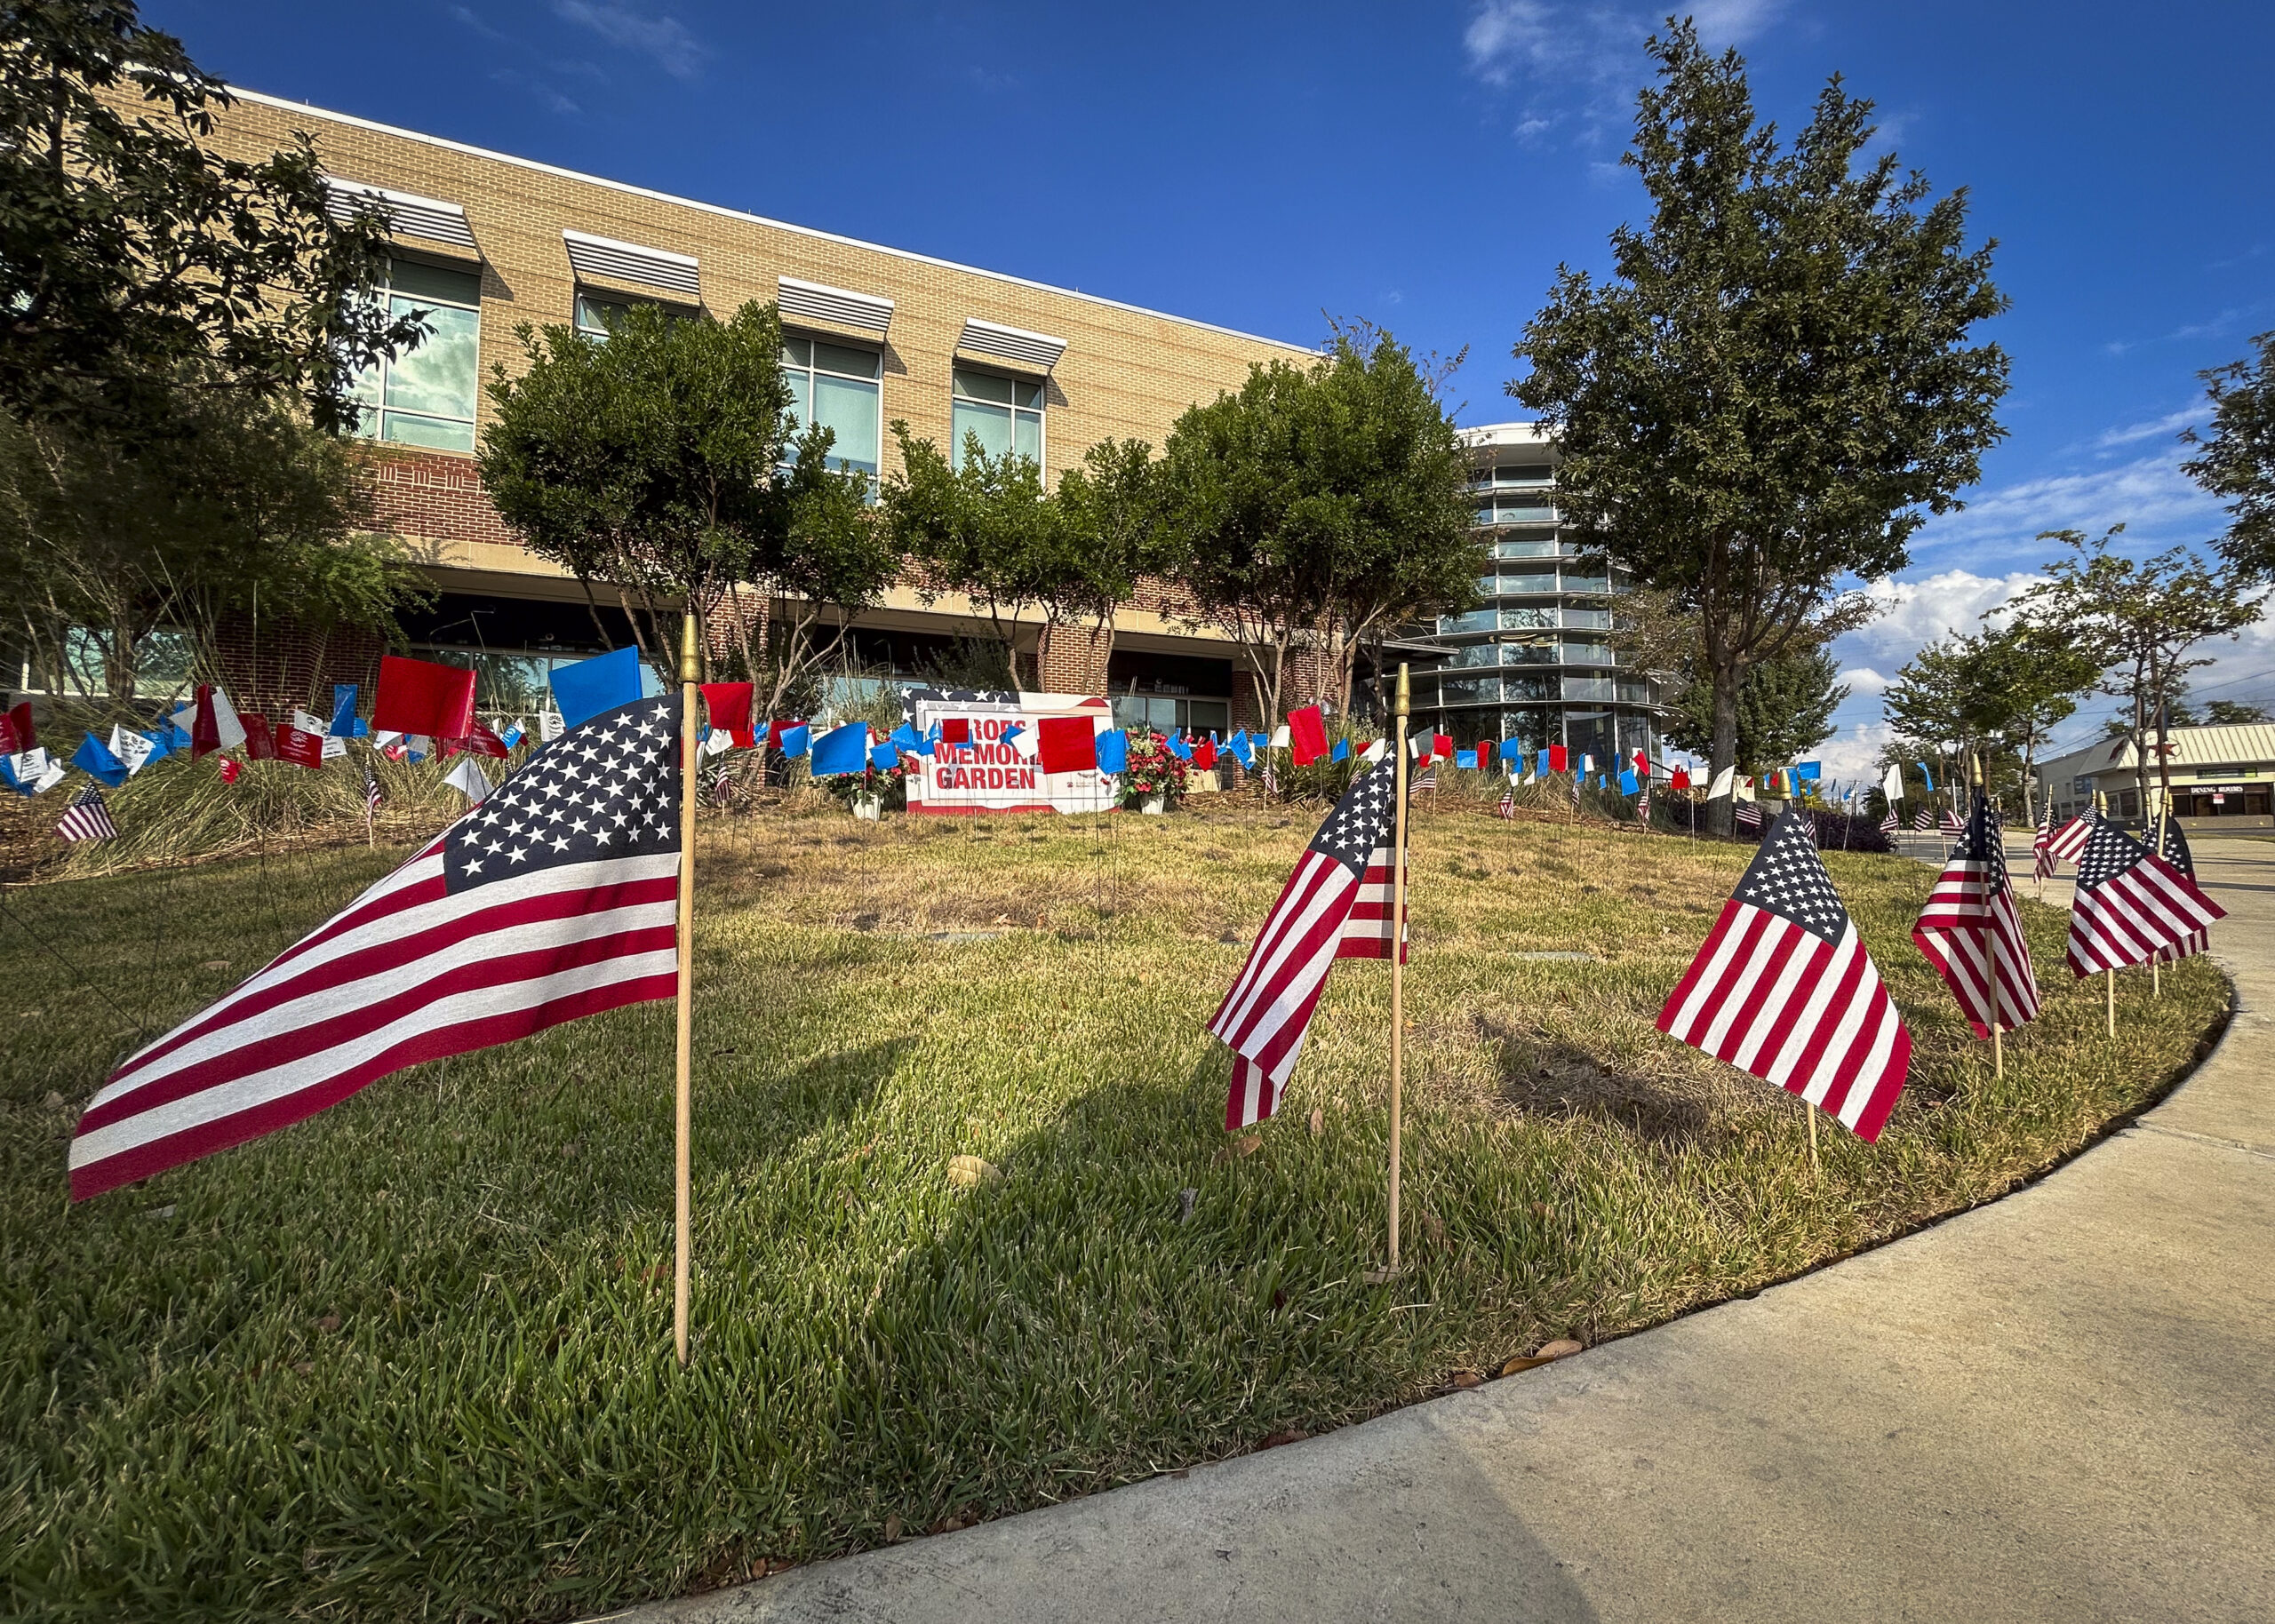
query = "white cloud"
(1465, 1, 1791, 144)
(1838, 665, 1890, 695)
(2095, 405, 2202, 450)
(552, 2, 706, 80)
(1908, 453, 2223, 568)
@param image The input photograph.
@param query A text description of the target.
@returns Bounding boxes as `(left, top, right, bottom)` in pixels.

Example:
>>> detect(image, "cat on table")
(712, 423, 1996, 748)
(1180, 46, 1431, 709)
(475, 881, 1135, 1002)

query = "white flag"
(443, 758, 492, 803)
(109, 725, 156, 776)
(699, 726, 732, 758)
(1881, 762, 1904, 806)
(1708, 765, 1736, 801)
(171, 686, 247, 751)
(539, 711, 566, 742)
(1269, 724, 1290, 749)
(1360, 737, 1388, 764)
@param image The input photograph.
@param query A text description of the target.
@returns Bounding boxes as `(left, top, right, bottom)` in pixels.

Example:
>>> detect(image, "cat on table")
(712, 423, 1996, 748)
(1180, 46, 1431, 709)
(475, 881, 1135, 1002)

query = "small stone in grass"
(315, 1314, 341, 1334)
(1308, 1106, 1323, 1137)
(946, 1155, 1001, 1187)
(44, 1091, 64, 1109)
(1449, 1371, 1483, 1389)
(1537, 1338, 1585, 1359)
(143, 1205, 176, 1221)
(292, 1360, 315, 1376)
(882, 1514, 904, 1543)
(1177, 1188, 1198, 1223)
(201, 961, 228, 971)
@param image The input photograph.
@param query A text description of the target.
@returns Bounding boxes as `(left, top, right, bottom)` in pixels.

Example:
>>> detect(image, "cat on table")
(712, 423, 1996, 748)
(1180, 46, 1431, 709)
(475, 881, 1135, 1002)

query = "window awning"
(956, 318, 1066, 373)
(563, 229, 700, 299)
(323, 179, 477, 251)
(777, 276, 893, 337)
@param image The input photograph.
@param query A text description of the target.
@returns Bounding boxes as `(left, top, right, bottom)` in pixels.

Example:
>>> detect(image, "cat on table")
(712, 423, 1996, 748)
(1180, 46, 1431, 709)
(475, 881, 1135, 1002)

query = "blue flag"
(1226, 730, 1255, 768)
(810, 721, 868, 775)
(550, 646, 644, 730)
(1331, 737, 1350, 763)
(888, 721, 921, 752)
(915, 724, 939, 758)
(1166, 733, 1193, 761)
(0, 758, 24, 797)
(500, 723, 524, 750)
(1795, 760, 1822, 782)
(1456, 749, 1478, 769)
(1095, 728, 1129, 775)
(999, 722, 1026, 752)
(73, 732, 129, 787)
(328, 683, 365, 738)
(1618, 768, 1640, 795)
(869, 740, 900, 771)
(779, 723, 811, 759)
(1917, 760, 1936, 792)
(1537, 748, 1553, 778)
(139, 727, 176, 763)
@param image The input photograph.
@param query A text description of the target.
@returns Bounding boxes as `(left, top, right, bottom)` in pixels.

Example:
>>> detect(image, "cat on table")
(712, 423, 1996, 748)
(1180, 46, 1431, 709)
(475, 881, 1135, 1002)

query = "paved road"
(608, 840, 2275, 1624)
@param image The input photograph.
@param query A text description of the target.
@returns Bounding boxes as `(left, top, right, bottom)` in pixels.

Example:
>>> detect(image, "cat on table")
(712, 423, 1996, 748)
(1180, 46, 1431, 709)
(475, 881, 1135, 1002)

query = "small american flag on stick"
(1880, 808, 1900, 838)
(2042, 808, 2095, 871)
(1734, 800, 1762, 832)
(2032, 812, 2055, 879)
(1912, 804, 1933, 832)
(1496, 785, 1514, 819)
(1657, 806, 1912, 1141)
(69, 696, 685, 1200)
(2152, 821, 2209, 963)
(1209, 757, 1401, 1129)
(1912, 794, 2041, 1039)
(2067, 816, 2223, 976)
(55, 787, 116, 842)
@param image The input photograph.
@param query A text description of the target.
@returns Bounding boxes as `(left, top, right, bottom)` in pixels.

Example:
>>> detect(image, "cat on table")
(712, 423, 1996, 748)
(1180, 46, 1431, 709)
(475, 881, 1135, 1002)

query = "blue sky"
(152, 0, 2275, 770)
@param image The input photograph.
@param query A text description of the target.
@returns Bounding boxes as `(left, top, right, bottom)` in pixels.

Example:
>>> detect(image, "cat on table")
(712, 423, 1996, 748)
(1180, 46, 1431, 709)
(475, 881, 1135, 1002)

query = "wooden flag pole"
(1806, 1102, 1819, 1177)
(1387, 663, 1410, 1274)
(674, 610, 699, 1366)
(2151, 784, 2169, 999)
(1975, 752, 2003, 1079)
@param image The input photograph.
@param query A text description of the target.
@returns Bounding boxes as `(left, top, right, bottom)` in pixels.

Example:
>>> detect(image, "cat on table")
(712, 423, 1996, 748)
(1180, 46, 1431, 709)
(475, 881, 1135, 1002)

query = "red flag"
(700, 682, 756, 748)
(1549, 744, 1569, 774)
(217, 756, 242, 784)
(445, 722, 510, 760)
(1432, 732, 1452, 760)
(1352, 737, 1375, 758)
(0, 702, 29, 753)
(941, 718, 971, 746)
(274, 725, 326, 770)
(192, 686, 221, 758)
(1477, 740, 1496, 767)
(372, 655, 476, 742)
(1037, 715, 1098, 774)
(1193, 736, 1217, 770)
(1672, 767, 1691, 792)
(765, 717, 804, 752)
(1287, 705, 1329, 767)
(242, 714, 275, 760)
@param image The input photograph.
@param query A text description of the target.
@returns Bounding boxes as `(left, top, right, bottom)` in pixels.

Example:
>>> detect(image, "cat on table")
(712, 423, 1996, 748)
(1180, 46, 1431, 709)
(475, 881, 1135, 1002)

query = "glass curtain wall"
(351, 259, 481, 451)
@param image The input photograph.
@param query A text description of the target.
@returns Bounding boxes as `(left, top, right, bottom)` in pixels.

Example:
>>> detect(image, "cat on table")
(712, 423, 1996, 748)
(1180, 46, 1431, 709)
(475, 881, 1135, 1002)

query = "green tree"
(2181, 330, 2275, 580)
(1513, 20, 2008, 831)
(0, 393, 426, 705)
(2203, 698, 2271, 726)
(0, 0, 419, 437)
(1880, 623, 2096, 822)
(2008, 527, 2263, 823)
(479, 300, 889, 690)
(1664, 645, 1845, 775)
(1160, 328, 1473, 725)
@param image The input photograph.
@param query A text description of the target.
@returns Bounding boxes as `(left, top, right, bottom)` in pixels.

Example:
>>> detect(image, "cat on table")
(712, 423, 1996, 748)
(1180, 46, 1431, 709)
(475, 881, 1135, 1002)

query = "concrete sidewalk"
(611, 842, 2275, 1624)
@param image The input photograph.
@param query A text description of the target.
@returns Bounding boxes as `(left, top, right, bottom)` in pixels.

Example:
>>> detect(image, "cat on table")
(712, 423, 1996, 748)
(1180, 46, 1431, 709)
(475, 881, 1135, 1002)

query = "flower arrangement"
(820, 755, 910, 812)
(1116, 727, 1188, 810)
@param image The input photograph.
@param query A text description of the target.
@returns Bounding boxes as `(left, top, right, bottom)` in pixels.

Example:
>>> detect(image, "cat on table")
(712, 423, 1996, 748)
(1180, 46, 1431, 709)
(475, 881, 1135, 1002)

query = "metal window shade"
(562, 229, 700, 299)
(956, 318, 1066, 372)
(777, 276, 893, 336)
(323, 179, 477, 251)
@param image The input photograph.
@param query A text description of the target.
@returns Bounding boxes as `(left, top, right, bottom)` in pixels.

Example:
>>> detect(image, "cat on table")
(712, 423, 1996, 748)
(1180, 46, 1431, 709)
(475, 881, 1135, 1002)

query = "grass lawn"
(0, 802, 2231, 1622)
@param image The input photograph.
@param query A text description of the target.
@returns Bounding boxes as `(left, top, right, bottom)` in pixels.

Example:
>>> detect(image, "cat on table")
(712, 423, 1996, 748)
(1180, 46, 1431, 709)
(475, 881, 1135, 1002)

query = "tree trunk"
(2132, 688, 2151, 828)
(1705, 642, 1742, 837)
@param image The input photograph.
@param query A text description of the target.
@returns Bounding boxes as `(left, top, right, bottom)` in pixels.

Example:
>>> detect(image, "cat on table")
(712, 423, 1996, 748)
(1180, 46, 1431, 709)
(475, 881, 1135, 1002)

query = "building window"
(952, 367, 1043, 468)
(781, 335, 882, 478)
(352, 259, 481, 452)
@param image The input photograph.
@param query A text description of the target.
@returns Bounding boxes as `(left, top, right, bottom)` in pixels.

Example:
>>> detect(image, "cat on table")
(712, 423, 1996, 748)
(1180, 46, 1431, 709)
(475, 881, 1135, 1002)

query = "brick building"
(188, 88, 1317, 733)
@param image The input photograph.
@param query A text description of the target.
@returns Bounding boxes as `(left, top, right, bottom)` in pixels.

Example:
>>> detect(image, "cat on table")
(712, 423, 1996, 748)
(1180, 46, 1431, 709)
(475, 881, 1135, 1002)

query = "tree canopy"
(1513, 20, 2008, 827)
(1664, 645, 1845, 776)
(1880, 623, 2096, 819)
(479, 299, 890, 693)
(0, 0, 418, 437)
(2182, 329, 2275, 581)
(1158, 329, 1474, 725)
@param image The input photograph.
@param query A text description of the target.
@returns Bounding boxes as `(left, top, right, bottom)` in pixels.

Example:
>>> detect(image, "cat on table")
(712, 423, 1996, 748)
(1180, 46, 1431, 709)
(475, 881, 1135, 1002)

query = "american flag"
(1637, 783, 1651, 824)
(363, 762, 384, 815)
(1209, 757, 1401, 1129)
(1497, 785, 1514, 819)
(2152, 820, 2210, 963)
(2032, 812, 2055, 879)
(1912, 794, 2041, 1039)
(1409, 763, 1438, 796)
(1912, 804, 1933, 832)
(1735, 799, 1762, 832)
(1569, 768, 1581, 808)
(2042, 808, 2095, 871)
(1880, 809, 1900, 838)
(1938, 806, 1967, 836)
(2066, 815, 2225, 977)
(1657, 806, 1912, 1141)
(55, 787, 116, 842)
(68, 696, 685, 1200)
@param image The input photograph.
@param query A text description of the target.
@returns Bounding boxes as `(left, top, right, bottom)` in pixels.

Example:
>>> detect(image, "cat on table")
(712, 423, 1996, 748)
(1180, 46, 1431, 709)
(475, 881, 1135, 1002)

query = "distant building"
(1400, 423, 1664, 764)
(2036, 723, 2275, 831)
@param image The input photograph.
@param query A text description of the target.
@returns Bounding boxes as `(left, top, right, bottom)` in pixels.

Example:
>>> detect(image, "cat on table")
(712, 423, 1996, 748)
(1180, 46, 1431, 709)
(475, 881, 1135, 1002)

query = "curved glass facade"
(1405, 425, 1664, 767)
